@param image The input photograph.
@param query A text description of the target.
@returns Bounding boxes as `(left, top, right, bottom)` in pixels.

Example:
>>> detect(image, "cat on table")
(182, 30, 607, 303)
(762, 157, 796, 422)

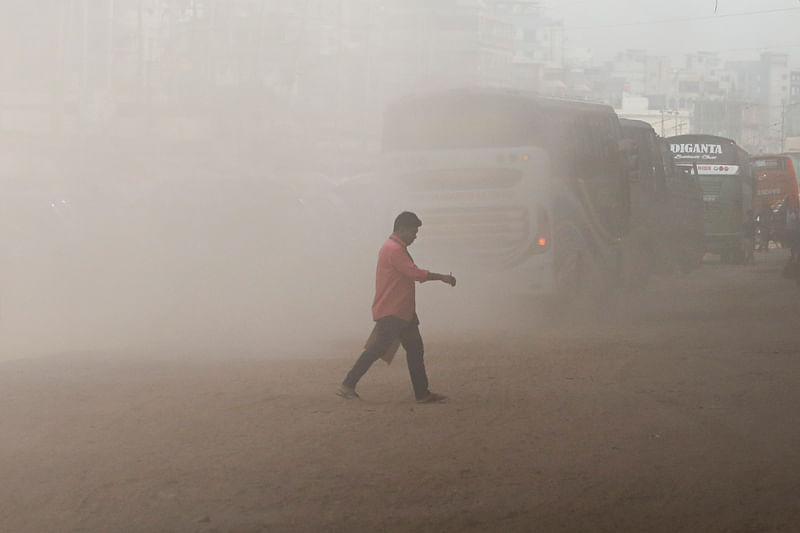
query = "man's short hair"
(394, 211, 422, 232)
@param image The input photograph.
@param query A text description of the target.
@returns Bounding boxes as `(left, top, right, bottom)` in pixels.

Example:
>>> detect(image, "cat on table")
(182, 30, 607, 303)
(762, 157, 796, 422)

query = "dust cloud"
(0, 3, 385, 362)
(0, 2, 560, 364)
(0, 151, 550, 363)
(0, 2, 724, 364)
(0, 126, 526, 363)
(0, 148, 380, 361)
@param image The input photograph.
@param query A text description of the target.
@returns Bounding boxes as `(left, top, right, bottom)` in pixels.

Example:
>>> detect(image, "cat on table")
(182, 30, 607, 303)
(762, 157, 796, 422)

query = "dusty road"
(1, 250, 800, 532)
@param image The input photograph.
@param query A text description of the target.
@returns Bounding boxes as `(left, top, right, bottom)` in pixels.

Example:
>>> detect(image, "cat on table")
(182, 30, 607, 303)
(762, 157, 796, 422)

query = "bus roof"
(382, 88, 620, 152)
(667, 133, 737, 145)
(619, 118, 655, 130)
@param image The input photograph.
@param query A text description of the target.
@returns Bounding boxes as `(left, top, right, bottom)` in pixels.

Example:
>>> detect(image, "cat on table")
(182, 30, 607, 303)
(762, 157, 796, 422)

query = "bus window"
(753, 158, 786, 170)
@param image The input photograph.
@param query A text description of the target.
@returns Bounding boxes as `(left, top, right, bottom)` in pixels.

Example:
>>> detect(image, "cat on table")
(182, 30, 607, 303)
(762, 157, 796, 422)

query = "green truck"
(667, 134, 753, 264)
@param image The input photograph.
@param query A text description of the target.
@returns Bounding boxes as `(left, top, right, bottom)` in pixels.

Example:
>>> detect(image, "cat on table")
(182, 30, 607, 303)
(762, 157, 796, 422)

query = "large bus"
(751, 153, 800, 247)
(620, 120, 704, 278)
(667, 134, 753, 263)
(380, 89, 630, 303)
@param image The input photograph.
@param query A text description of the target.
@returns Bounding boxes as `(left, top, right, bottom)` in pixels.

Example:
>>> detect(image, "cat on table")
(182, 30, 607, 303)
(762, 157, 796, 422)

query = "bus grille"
(416, 206, 530, 263)
(701, 181, 724, 222)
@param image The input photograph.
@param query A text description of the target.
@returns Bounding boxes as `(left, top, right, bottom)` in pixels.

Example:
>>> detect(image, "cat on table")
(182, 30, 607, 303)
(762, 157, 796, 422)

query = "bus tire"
(730, 245, 746, 265)
(552, 223, 610, 316)
(553, 223, 586, 304)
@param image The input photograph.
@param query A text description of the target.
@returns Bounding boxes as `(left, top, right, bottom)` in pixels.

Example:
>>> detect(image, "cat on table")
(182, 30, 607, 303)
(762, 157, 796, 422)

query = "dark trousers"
(342, 316, 429, 400)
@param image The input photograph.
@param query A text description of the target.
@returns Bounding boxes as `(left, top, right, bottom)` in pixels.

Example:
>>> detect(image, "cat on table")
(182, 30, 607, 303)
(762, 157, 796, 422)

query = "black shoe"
(416, 392, 447, 404)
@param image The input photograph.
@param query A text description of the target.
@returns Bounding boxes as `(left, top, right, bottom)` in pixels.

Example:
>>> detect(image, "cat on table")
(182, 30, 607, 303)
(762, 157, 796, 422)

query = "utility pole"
(674, 110, 678, 136)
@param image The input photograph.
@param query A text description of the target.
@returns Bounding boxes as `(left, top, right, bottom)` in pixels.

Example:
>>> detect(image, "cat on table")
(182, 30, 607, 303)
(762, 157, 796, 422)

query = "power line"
(564, 7, 800, 31)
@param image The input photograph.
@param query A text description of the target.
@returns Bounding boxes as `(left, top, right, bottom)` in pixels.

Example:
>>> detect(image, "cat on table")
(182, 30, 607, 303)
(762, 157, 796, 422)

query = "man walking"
(338, 211, 456, 403)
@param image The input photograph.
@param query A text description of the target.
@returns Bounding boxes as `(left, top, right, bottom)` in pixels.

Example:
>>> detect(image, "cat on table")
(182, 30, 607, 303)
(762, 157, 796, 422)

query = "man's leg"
(400, 323, 430, 400)
(342, 319, 399, 391)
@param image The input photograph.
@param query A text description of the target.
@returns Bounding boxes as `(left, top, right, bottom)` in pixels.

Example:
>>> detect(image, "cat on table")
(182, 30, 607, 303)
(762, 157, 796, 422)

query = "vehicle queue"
(365, 88, 800, 310)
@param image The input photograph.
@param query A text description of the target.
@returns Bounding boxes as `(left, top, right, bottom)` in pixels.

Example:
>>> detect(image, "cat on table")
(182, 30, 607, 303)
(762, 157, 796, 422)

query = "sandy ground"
(2, 251, 800, 532)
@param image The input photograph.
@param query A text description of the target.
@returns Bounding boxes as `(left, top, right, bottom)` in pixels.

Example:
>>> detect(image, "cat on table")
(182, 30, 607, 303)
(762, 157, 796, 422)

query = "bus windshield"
(753, 155, 798, 211)
(753, 157, 786, 171)
(382, 93, 562, 151)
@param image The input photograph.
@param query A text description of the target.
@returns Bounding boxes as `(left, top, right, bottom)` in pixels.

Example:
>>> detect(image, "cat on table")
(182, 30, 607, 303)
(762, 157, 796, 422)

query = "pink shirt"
(371, 235, 429, 321)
